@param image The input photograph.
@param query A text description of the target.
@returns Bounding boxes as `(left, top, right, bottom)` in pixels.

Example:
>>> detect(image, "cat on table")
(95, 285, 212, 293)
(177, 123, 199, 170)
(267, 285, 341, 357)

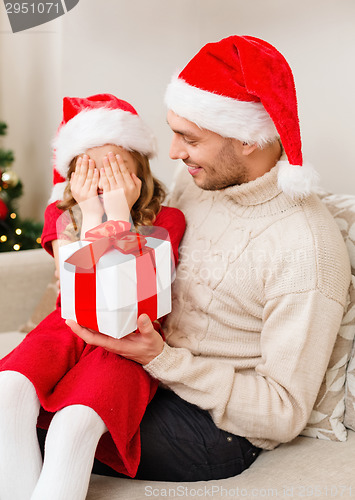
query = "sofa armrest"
(0, 249, 55, 333)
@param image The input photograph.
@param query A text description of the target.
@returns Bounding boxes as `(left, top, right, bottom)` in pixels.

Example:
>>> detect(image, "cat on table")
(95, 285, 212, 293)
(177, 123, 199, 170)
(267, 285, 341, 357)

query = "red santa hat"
(165, 35, 318, 199)
(49, 93, 156, 203)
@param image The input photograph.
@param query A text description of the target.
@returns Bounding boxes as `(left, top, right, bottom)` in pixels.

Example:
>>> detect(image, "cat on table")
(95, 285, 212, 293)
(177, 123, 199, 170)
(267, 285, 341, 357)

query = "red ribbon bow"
(65, 220, 147, 271)
(64, 220, 158, 335)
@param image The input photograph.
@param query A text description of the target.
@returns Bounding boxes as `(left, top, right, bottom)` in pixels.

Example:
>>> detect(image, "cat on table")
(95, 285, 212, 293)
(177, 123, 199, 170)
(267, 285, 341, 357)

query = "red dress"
(0, 203, 186, 477)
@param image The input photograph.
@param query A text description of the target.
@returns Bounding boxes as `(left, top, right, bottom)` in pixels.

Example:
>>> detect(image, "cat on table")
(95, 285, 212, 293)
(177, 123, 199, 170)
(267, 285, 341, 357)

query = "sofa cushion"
(0, 332, 26, 359)
(301, 277, 355, 440)
(321, 193, 355, 275)
(345, 337, 355, 431)
(299, 193, 355, 441)
(325, 193, 355, 433)
(19, 277, 57, 333)
(0, 249, 55, 333)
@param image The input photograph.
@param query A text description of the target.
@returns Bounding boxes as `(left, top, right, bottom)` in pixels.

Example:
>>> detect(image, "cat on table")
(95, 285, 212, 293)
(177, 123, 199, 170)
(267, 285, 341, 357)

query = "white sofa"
(1, 239, 355, 499)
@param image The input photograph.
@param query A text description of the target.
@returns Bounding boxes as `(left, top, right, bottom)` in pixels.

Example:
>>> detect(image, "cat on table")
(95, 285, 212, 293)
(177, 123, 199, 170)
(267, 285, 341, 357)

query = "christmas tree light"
(0, 121, 43, 252)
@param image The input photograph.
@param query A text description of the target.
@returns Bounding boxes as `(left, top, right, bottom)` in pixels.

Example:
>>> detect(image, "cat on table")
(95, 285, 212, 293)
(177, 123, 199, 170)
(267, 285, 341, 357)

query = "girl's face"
(84, 144, 138, 192)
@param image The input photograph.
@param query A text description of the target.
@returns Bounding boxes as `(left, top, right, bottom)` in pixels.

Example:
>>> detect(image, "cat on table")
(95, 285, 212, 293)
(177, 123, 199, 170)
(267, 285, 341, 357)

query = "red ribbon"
(65, 220, 145, 270)
(65, 220, 158, 334)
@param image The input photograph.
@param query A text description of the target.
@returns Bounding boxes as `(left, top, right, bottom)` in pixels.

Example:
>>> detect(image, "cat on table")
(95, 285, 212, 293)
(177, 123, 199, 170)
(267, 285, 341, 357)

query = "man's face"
(167, 110, 249, 190)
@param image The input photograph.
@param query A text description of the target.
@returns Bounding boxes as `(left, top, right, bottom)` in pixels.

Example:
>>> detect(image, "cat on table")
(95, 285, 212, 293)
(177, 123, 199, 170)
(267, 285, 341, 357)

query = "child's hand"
(100, 152, 142, 221)
(70, 155, 104, 220)
(70, 155, 104, 237)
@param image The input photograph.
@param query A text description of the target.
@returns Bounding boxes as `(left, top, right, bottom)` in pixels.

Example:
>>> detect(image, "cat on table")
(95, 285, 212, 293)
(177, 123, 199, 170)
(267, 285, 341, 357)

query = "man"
(69, 35, 351, 481)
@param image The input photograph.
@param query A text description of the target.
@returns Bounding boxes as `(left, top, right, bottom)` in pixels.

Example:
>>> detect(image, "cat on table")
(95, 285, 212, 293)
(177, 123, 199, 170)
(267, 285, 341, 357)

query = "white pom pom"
(48, 181, 66, 204)
(277, 160, 320, 200)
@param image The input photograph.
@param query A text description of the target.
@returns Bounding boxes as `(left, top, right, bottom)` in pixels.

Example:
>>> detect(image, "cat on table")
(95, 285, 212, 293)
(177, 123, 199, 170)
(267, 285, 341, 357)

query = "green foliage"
(0, 122, 7, 136)
(0, 121, 43, 252)
(0, 149, 14, 167)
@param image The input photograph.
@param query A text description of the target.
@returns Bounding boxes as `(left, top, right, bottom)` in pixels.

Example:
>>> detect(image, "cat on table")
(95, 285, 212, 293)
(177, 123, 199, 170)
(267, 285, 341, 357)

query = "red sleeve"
(153, 206, 186, 265)
(41, 202, 64, 257)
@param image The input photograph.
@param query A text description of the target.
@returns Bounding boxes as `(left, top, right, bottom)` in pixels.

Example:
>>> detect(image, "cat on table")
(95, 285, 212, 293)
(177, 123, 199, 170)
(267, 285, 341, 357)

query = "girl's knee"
(0, 371, 39, 417)
(53, 405, 107, 438)
(0, 371, 36, 403)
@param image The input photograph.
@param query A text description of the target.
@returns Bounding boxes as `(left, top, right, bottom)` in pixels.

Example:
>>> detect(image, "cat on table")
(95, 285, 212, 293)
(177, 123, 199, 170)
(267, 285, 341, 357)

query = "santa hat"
(49, 93, 156, 203)
(165, 35, 318, 199)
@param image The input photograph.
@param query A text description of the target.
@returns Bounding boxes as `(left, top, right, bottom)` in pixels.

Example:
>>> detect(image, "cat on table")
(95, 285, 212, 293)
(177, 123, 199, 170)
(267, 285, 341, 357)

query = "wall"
(1, 0, 354, 220)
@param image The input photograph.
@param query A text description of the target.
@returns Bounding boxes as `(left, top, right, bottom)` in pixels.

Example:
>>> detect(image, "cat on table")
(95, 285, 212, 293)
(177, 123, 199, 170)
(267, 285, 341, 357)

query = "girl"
(0, 94, 185, 500)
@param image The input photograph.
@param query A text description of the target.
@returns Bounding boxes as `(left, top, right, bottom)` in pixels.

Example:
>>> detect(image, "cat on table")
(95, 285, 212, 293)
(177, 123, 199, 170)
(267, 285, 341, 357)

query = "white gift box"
(59, 235, 172, 339)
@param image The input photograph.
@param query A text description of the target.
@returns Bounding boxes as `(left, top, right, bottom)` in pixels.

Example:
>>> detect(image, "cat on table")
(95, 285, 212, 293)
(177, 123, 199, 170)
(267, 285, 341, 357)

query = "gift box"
(59, 221, 172, 339)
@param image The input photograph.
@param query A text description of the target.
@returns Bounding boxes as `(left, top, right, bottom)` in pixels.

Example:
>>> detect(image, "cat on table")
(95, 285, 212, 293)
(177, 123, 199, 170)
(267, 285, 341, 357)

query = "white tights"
(0, 371, 108, 500)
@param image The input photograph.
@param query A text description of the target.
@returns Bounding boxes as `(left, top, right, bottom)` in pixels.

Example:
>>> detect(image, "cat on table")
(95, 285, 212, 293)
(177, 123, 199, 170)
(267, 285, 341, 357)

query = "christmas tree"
(0, 121, 43, 252)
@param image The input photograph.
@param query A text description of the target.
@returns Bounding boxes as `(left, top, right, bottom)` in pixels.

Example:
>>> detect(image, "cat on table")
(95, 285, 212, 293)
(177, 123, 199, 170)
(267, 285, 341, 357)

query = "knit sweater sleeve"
(144, 289, 345, 447)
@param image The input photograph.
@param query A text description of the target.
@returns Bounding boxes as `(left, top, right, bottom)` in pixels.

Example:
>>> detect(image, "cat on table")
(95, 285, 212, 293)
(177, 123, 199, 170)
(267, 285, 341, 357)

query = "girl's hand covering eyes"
(100, 152, 142, 221)
(70, 155, 104, 234)
(70, 155, 103, 214)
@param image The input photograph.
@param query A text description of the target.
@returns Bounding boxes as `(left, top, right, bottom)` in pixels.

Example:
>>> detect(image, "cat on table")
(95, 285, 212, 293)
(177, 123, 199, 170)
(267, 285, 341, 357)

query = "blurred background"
(0, 0, 355, 222)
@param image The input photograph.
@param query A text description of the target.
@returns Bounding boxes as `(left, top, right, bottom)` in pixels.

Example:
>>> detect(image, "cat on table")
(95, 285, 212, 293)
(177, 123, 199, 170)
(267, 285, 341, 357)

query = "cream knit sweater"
(144, 164, 351, 450)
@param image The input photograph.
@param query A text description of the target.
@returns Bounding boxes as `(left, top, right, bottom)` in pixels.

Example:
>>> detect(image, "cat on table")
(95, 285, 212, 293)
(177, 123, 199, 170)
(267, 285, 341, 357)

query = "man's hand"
(66, 314, 164, 365)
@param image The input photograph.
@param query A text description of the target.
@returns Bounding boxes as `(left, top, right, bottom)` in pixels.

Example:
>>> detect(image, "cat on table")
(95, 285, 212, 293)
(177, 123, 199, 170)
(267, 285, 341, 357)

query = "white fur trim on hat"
(165, 76, 278, 146)
(277, 160, 320, 200)
(53, 107, 157, 179)
(48, 181, 66, 204)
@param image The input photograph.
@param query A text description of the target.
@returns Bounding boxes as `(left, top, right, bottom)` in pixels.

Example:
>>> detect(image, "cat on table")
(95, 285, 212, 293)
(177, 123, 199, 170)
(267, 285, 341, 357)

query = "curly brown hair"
(57, 150, 166, 231)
